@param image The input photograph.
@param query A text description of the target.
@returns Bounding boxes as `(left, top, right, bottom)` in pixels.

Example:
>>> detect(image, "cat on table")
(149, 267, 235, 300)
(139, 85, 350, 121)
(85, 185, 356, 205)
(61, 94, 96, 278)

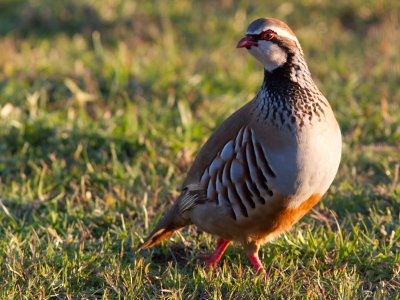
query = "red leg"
(215, 238, 226, 249)
(201, 238, 228, 261)
(247, 253, 265, 274)
(206, 238, 231, 271)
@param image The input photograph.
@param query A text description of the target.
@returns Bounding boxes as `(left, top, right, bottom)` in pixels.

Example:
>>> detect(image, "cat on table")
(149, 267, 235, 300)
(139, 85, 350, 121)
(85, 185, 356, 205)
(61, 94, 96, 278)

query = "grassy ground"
(0, 0, 399, 298)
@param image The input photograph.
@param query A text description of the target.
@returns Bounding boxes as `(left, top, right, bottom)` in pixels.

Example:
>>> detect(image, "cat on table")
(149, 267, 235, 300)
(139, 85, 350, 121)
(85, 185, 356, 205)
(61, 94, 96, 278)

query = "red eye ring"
(261, 30, 276, 41)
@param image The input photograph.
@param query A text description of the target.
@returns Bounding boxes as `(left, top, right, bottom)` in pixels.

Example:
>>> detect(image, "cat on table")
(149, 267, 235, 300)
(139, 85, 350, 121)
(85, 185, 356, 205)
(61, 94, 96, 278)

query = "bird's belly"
(192, 192, 323, 243)
(245, 192, 323, 243)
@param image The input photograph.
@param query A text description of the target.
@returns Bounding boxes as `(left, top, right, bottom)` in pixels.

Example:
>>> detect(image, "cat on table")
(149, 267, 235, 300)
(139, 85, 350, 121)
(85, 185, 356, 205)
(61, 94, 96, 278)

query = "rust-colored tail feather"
(138, 227, 176, 250)
(137, 201, 191, 251)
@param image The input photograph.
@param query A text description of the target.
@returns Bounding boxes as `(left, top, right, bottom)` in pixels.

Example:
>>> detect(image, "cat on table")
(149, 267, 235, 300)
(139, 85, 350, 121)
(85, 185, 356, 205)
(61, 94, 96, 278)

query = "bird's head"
(237, 18, 302, 73)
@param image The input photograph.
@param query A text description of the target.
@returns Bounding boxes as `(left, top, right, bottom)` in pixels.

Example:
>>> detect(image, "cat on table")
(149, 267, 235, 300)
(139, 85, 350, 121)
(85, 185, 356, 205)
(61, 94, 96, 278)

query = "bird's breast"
(256, 115, 342, 209)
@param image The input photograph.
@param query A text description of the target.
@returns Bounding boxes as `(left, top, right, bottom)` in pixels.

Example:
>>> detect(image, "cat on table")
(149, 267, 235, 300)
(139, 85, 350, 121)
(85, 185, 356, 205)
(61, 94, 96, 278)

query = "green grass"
(0, 0, 399, 298)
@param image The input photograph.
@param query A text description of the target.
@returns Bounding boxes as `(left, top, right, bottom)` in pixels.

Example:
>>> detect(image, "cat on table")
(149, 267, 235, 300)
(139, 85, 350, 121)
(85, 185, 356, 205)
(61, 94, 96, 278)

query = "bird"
(138, 17, 342, 274)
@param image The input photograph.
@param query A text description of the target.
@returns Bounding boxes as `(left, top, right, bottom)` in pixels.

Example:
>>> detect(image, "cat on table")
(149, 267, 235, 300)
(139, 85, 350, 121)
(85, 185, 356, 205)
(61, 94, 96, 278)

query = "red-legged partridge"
(139, 18, 342, 273)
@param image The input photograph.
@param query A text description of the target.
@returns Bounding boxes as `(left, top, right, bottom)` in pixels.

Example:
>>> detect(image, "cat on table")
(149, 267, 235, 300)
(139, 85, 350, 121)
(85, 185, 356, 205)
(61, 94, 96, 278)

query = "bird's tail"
(137, 200, 191, 251)
(138, 226, 176, 250)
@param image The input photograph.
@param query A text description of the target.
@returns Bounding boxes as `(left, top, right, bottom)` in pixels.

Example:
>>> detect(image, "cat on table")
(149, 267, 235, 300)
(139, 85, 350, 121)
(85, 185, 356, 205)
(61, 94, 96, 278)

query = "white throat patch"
(248, 41, 287, 72)
(246, 26, 300, 72)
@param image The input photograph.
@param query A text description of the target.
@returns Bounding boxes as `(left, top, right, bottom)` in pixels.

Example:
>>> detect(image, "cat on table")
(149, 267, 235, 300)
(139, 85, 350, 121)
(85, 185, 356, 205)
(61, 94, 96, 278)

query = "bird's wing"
(178, 100, 277, 220)
(138, 100, 254, 249)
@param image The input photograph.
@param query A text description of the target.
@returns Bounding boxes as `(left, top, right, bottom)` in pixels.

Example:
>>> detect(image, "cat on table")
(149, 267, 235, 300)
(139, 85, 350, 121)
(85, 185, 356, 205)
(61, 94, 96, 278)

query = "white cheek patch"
(249, 41, 287, 72)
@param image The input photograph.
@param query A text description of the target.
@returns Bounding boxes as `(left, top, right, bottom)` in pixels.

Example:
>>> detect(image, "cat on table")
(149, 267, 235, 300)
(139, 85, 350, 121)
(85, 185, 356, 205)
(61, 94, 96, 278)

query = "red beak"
(236, 37, 258, 49)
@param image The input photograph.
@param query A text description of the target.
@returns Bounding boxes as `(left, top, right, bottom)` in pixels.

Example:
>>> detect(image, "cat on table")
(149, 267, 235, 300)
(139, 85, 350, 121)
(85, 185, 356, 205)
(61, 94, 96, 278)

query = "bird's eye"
(261, 30, 276, 41)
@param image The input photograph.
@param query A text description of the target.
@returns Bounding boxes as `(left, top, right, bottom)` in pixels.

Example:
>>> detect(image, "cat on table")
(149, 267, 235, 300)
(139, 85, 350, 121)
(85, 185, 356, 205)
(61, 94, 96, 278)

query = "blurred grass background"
(0, 0, 399, 298)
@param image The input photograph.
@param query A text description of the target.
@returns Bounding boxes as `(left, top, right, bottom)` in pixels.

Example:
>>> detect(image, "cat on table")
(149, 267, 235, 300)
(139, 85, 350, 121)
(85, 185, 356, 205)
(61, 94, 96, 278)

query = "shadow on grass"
(0, 0, 109, 38)
(0, 119, 144, 183)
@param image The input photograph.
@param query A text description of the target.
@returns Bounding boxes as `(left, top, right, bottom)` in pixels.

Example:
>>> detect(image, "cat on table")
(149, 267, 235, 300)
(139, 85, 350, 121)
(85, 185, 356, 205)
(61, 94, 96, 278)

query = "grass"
(0, 0, 399, 298)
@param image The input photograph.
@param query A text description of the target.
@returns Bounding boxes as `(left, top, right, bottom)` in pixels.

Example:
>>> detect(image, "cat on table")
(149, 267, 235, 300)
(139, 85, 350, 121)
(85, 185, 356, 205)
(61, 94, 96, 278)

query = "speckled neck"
(254, 50, 329, 129)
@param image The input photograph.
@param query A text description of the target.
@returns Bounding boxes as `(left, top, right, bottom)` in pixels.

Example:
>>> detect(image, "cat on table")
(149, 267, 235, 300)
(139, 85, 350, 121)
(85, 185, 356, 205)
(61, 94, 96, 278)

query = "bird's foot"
(247, 253, 266, 275)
